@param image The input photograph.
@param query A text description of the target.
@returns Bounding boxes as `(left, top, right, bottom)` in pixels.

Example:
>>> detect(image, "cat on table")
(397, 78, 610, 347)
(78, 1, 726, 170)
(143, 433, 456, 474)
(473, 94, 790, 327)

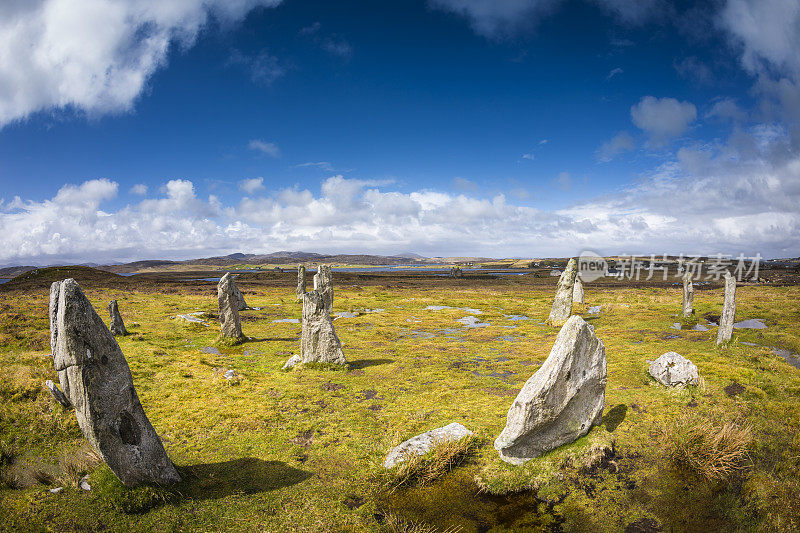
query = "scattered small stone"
(49, 486, 63, 494)
(588, 305, 602, 315)
(80, 475, 91, 491)
(44, 379, 71, 408)
(383, 422, 473, 468)
(282, 354, 302, 370)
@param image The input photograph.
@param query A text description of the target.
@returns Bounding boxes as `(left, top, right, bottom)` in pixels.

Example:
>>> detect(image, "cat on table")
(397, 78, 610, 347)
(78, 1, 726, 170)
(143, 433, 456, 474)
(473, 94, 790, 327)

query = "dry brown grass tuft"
(380, 435, 480, 492)
(662, 412, 752, 481)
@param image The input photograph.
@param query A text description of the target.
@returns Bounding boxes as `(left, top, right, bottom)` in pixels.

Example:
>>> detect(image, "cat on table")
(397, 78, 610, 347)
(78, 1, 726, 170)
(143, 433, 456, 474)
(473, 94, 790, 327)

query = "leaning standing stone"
(573, 276, 585, 305)
(494, 315, 606, 465)
(682, 273, 694, 317)
(716, 272, 736, 345)
(548, 258, 578, 326)
(49, 279, 180, 486)
(218, 274, 246, 341)
(108, 300, 127, 336)
(296, 265, 306, 301)
(299, 290, 346, 365)
(313, 264, 334, 310)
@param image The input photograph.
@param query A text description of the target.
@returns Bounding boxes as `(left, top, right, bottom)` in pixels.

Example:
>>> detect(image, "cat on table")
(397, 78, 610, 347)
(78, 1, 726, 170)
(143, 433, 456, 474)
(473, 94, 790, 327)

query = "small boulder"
(383, 422, 472, 468)
(648, 352, 699, 387)
(44, 379, 71, 408)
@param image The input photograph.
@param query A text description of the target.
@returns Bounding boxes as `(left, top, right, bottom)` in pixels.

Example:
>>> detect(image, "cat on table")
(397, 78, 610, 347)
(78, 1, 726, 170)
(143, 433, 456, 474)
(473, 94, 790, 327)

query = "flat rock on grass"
(383, 422, 473, 468)
(648, 352, 699, 387)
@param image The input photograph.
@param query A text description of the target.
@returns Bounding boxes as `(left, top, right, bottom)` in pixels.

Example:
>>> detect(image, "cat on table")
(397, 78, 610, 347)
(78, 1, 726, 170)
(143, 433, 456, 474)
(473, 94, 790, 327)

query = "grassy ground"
(1, 271, 799, 531)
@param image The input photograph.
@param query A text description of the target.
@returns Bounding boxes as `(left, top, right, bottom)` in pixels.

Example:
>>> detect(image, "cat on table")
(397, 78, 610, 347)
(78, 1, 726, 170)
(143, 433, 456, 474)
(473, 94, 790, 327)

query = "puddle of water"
(272, 318, 300, 324)
(364, 308, 385, 313)
(200, 346, 220, 355)
(734, 319, 767, 329)
(425, 305, 483, 314)
(665, 334, 680, 339)
(588, 306, 602, 314)
(496, 336, 519, 342)
(772, 348, 800, 369)
(670, 323, 681, 330)
(741, 342, 760, 346)
(333, 312, 359, 319)
(497, 357, 510, 362)
(175, 314, 210, 326)
(504, 314, 530, 321)
(692, 324, 709, 331)
(379, 470, 554, 532)
(457, 316, 490, 328)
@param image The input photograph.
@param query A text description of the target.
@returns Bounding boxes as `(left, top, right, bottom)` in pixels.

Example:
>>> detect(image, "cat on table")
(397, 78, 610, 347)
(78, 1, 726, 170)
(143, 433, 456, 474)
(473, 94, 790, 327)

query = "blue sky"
(0, 0, 798, 264)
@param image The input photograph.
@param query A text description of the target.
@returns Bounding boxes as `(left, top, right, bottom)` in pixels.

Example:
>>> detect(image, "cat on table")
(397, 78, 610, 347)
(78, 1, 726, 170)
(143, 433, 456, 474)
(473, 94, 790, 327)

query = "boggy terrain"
(1, 267, 799, 531)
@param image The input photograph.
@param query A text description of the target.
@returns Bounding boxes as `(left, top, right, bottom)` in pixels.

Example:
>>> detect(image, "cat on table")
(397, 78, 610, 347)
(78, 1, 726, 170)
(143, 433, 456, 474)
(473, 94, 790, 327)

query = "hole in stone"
(101, 355, 108, 365)
(565, 371, 571, 381)
(118, 411, 141, 446)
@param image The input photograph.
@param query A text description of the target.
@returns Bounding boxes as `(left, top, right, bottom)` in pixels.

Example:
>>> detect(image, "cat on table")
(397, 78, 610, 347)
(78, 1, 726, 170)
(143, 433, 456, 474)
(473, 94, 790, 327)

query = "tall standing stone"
(494, 315, 606, 465)
(573, 276, 585, 305)
(108, 300, 128, 336)
(49, 279, 180, 486)
(218, 274, 245, 341)
(548, 258, 578, 326)
(296, 265, 306, 301)
(716, 272, 736, 345)
(682, 273, 694, 318)
(300, 290, 346, 365)
(219, 272, 248, 311)
(313, 264, 333, 311)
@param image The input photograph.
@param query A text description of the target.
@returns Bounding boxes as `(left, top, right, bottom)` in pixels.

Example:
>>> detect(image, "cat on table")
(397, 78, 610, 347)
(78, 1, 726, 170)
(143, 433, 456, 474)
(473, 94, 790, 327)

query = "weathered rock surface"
(299, 290, 346, 365)
(49, 279, 180, 486)
(108, 300, 127, 336)
(384, 423, 472, 468)
(282, 354, 302, 370)
(313, 264, 333, 310)
(495, 315, 606, 465)
(548, 258, 578, 326)
(218, 274, 245, 341)
(648, 352, 699, 387)
(44, 379, 71, 407)
(296, 265, 306, 301)
(222, 272, 249, 311)
(716, 272, 737, 345)
(573, 276, 585, 305)
(682, 274, 694, 317)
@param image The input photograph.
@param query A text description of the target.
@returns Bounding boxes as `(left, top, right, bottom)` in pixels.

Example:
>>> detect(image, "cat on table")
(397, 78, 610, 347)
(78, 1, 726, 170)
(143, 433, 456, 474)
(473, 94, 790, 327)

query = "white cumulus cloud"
(0, 0, 282, 128)
(239, 177, 265, 194)
(248, 139, 281, 158)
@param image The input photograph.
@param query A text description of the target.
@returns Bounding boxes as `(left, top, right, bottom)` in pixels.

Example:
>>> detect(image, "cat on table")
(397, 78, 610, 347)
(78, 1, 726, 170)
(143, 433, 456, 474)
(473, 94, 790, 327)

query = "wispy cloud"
(229, 50, 286, 86)
(248, 139, 281, 158)
(130, 184, 148, 196)
(294, 161, 335, 172)
(605, 67, 623, 81)
(596, 131, 635, 162)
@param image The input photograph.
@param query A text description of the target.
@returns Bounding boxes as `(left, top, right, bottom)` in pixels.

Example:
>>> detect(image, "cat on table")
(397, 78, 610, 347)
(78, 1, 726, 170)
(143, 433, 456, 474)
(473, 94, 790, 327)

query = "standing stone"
(494, 315, 606, 465)
(682, 273, 694, 318)
(49, 279, 180, 486)
(296, 265, 306, 301)
(716, 272, 737, 345)
(548, 258, 578, 326)
(219, 272, 248, 311)
(108, 300, 127, 336)
(298, 290, 346, 365)
(313, 264, 333, 310)
(218, 274, 245, 341)
(573, 276, 585, 305)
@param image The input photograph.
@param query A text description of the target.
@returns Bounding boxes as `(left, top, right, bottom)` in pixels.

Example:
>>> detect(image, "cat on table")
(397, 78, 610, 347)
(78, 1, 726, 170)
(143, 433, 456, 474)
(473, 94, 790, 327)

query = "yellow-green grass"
(0, 280, 798, 531)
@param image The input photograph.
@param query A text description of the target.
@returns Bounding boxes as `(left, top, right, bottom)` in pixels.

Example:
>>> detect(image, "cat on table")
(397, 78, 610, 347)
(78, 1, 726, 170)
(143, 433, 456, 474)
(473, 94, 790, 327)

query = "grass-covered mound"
(0, 278, 799, 531)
